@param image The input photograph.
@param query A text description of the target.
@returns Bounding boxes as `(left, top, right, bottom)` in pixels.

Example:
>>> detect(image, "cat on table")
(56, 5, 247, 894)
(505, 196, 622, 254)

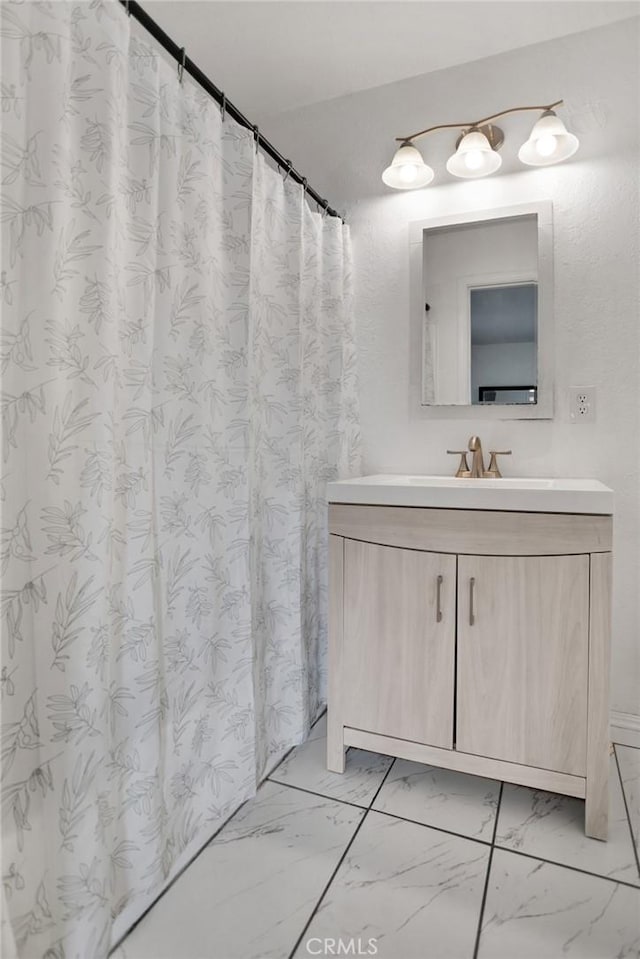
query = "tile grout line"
(472, 781, 503, 959)
(369, 757, 396, 808)
(286, 810, 368, 959)
(286, 759, 397, 959)
(268, 769, 640, 891)
(266, 777, 368, 811)
(371, 805, 492, 847)
(493, 843, 640, 890)
(613, 744, 640, 879)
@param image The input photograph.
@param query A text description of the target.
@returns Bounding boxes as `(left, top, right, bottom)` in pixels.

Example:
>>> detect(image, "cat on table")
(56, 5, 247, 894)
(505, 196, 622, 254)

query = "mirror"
(410, 202, 553, 419)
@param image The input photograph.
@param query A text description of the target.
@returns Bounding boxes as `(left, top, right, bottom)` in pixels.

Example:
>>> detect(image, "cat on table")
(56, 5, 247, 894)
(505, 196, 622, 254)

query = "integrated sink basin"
(327, 474, 613, 514)
(408, 476, 554, 489)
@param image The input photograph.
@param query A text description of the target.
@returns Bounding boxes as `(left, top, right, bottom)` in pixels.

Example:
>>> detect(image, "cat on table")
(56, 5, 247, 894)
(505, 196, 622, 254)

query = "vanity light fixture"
(381, 142, 435, 189)
(445, 128, 502, 179)
(518, 109, 579, 166)
(382, 99, 579, 189)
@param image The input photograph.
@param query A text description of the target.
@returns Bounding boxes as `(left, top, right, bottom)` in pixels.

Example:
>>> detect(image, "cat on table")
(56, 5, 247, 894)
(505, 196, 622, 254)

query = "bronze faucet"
(447, 437, 512, 478)
(468, 435, 485, 478)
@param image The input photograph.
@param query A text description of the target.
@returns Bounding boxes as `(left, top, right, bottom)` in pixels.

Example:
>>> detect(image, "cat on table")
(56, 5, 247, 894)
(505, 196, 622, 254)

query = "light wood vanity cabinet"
(456, 554, 589, 776)
(343, 541, 456, 748)
(328, 505, 613, 840)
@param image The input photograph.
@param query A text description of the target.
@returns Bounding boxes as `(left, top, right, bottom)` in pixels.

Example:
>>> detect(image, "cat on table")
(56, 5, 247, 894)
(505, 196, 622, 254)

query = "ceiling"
(146, 1, 638, 121)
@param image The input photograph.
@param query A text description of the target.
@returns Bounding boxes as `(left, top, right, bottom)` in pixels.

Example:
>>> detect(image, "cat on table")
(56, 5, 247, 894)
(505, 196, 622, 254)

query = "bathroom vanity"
(326, 474, 614, 839)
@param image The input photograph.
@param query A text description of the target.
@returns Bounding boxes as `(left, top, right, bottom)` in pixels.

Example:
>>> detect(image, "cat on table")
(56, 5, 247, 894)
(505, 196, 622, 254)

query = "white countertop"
(327, 475, 614, 515)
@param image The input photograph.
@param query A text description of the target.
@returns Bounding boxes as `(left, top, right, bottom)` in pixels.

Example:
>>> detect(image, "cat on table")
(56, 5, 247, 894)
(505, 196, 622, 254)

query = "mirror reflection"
(421, 214, 539, 406)
(470, 282, 537, 405)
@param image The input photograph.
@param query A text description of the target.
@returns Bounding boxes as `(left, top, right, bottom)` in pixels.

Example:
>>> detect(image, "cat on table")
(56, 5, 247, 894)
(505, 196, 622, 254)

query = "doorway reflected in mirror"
(470, 282, 537, 404)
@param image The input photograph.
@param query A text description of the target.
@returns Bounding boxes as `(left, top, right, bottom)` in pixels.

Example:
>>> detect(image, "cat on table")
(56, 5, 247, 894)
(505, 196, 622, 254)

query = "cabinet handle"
(469, 577, 476, 626)
(436, 574, 443, 622)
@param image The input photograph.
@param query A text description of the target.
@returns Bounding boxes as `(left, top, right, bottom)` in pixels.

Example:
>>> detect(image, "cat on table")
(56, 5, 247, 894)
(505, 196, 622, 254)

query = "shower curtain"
(0, 2, 359, 956)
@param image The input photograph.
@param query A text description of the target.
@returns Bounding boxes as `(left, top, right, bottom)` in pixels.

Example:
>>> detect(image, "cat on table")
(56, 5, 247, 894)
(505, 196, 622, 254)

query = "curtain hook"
(178, 47, 186, 84)
(253, 125, 260, 154)
(322, 200, 329, 218)
(221, 92, 226, 122)
(125, 0, 131, 15)
(283, 160, 292, 182)
(302, 177, 308, 195)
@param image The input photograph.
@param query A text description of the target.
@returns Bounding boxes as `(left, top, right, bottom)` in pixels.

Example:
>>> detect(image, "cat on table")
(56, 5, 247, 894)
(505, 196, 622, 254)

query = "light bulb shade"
(518, 111, 579, 166)
(446, 130, 502, 179)
(382, 143, 435, 190)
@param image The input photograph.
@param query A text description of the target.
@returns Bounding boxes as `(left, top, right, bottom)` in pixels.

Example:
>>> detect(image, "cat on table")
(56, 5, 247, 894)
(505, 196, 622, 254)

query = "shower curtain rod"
(119, 0, 344, 221)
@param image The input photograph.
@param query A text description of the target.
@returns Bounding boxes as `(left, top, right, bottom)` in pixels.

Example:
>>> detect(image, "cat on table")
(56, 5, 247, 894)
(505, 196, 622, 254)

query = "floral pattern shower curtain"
(0, 2, 359, 956)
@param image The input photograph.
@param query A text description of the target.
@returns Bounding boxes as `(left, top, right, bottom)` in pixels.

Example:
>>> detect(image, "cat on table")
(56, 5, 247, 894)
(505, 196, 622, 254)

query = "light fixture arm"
(396, 99, 564, 143)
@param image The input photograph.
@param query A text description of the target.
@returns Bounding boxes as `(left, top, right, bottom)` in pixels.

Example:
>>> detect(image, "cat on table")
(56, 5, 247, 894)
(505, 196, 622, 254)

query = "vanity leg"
(585, 552, 612, 841)
(327, 717, 345, 773)
(586, 767, 609, 841)
(328, 534, 346, 774)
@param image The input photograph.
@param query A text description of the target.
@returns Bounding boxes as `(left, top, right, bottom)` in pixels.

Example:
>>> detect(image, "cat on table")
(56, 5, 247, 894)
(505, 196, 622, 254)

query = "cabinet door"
(457, 555, 589, 775)
(343, 540, 456, 748)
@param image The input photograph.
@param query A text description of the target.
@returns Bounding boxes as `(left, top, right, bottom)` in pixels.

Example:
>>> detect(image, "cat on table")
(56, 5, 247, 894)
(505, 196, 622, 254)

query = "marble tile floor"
(115, 718, 640, 959)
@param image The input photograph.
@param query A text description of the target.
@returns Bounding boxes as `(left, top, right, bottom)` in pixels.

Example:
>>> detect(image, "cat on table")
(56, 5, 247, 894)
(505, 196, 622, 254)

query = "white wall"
(265, 19, 640, 720)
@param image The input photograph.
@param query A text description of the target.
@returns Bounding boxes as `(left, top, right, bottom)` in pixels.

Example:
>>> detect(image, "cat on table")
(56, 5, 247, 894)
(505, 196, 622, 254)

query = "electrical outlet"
(569, 386, 596, 423)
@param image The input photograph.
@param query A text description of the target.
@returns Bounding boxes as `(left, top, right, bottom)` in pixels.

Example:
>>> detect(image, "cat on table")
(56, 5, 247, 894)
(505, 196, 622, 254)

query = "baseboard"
(610, 710, 640, 748)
